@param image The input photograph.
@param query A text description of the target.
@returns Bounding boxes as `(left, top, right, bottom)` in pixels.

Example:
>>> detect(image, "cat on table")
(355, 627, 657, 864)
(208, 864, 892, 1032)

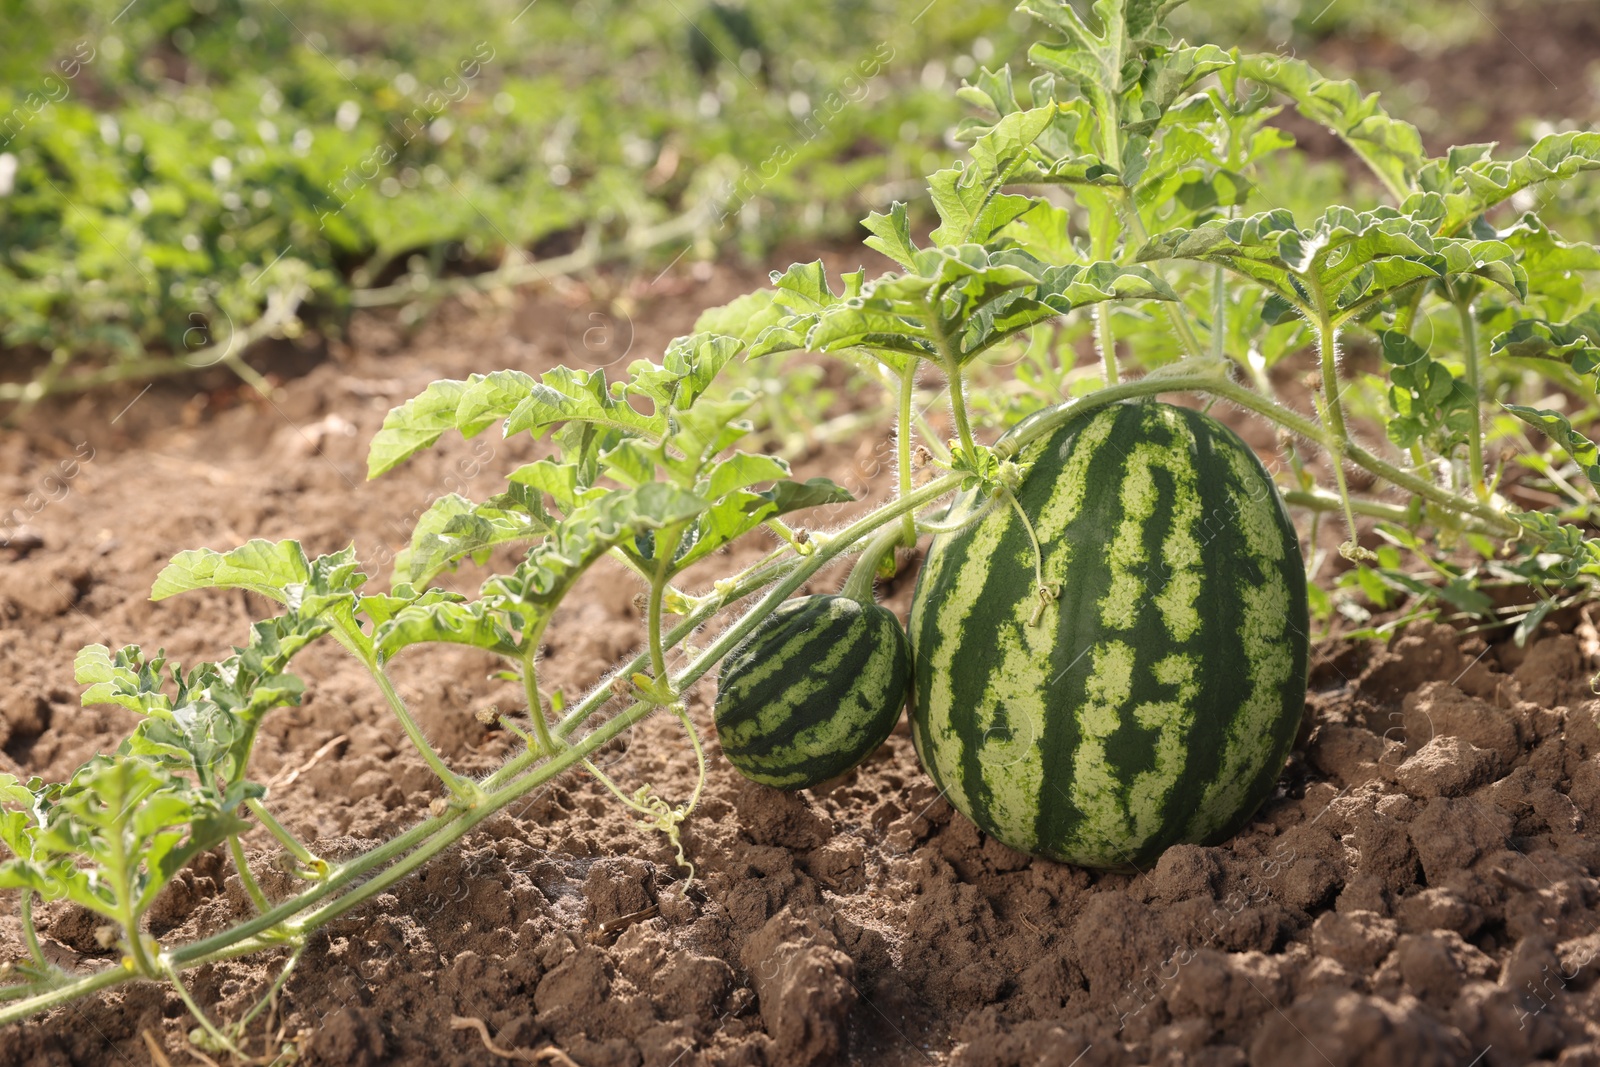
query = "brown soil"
(1309, 0, 1600, 152)
(4, 254, 1600, 1067)
(5, 10, 1600, 1058)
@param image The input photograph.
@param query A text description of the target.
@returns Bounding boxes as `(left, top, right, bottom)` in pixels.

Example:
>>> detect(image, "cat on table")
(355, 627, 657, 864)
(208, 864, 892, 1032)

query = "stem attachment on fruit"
(1000, 487, 1057, 625)
(841, 524, 905, 607)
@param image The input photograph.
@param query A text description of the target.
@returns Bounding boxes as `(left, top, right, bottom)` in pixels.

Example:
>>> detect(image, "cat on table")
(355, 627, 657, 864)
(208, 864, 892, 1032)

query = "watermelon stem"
(370, 663, 482, 803)
(1115, 187, 1207, 363)
(947, 366, 978, 457)
(1308, 301, 1392, 556)
(1455, 296, 1489, 501)
(1285, 488, 1502, 538)
(1211, 265, 1228, 363)
(764, 517, 814, 555)
(842, 524, 904, 606)
(647, 524, 688, 683)
(246, 799, 326, 880)
(999, 374, 1519, 540)
(927, 303, 978, 457)
(519, 641, 558, 756)
(1314, 390, 1375, 562)
(1096, 304, 1119, 385)
(917, 494, 1000, 535)
(1000, 486, 1058, 625)
(228, 835, 272, 916)
(897, 361, 918, 547)
(1310, 308, 1351, 446)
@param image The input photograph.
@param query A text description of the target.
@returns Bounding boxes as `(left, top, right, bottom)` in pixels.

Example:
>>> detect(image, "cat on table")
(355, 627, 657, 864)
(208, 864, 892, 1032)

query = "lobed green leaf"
(1409, 131, 1600, 236)
(374, 600, 523, 660)
(152, 539, 312, 605)
(367, 378, 478, 479)
(1231, 52, 1426, 199)
(1490, 309, 1600, 373)
(1505, 404, 1600, 496)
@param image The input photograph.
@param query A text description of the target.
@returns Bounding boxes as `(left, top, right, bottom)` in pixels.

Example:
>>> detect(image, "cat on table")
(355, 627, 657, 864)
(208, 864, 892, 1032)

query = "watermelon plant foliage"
(5, 0, 1600, 1043)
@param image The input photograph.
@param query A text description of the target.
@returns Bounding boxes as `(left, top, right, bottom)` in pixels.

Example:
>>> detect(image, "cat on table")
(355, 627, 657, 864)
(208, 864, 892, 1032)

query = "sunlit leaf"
(375, 599, 523, 660)
(368, 378, 475, 479)
(504, 366, 663, 441)
(862, 202, 921, 271)
(1490, 309, 1600, 374)
(152, 540, 312, 604)
(394, 487, 552, 588)
(626, 333, 743, 411)
(929, 107, 1055, 246)
(1409, 131, 1600, 236)
(1505, 404, 1600, 495)
(1231, 52, 1426, 198)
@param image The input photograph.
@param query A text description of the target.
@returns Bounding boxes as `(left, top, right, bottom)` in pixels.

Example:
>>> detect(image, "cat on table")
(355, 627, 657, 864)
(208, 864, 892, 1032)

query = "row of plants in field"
(4, 0, 1600, 1055)
(0, 0, 1031, 403)
(0, 0, 1561, 409)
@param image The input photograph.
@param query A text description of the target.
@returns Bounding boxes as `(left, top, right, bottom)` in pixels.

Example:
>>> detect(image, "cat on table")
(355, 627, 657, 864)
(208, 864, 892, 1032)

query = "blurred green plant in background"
(0, 0, 1030, 399)
(0, 0, 1593, 403)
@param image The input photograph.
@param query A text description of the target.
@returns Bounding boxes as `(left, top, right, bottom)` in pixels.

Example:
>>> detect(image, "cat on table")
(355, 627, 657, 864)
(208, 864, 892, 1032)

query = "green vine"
(5, 0, 1600, 1044)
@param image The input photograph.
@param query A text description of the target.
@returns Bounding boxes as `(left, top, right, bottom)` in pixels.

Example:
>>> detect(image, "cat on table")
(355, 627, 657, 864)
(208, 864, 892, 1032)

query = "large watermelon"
(909, 400, 1308, 868)
(714, 595, 912, 789)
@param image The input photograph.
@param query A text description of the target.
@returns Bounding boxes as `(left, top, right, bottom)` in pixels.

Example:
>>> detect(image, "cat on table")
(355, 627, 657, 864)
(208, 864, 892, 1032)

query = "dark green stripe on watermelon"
(909, 400, 1308, 869)
(714, 595, 912, 789)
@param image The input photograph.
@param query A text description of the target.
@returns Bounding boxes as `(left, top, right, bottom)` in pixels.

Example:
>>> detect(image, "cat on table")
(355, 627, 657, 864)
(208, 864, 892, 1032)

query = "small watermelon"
(714, 595, 912, 789)
(909, 400, 1309, 868)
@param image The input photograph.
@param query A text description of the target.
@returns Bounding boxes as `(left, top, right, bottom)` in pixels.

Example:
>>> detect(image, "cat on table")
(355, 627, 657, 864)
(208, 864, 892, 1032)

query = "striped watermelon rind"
(714, 595, 912, 789)
(909, 399, 1309, 869)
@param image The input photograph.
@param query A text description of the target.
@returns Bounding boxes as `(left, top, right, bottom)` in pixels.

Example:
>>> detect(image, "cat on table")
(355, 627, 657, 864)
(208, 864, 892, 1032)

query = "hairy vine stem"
(897, 362, 918, 546)
(369, 664, 478, 801)
(1118, 189, 1206, 362)
(520, 632, 557, 757)
(245, 799, 324, 876)
(228, 837, 272, 915)
(18, 895, 47, 973)
(841, 524, 906, 606)
(0, 472, 964, 1026)
(1095, 304, 1120, 385)
(998, 372, 1521, 539)
(647, 525, 687, 683)
(1456, 298, 1490, 500)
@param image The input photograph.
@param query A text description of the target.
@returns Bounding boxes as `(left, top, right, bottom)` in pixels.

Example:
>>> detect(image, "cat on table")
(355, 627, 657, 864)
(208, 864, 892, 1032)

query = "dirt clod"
(1394, 735, 1499, 797)
(740, 908, 857, 1067)
(1249, 990, 1470, 1067)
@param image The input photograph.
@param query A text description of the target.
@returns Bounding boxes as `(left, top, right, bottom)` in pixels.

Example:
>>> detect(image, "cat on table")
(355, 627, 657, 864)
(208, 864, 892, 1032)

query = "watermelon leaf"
(1407, 131, 1600, 236)
(152, 539, 313, 604)
(1504, 404, 1600, 496)
(393, 486, 552, 588)
(862, 202, 921, 271)
(1489, 310, 1600, 373)
(374, 599, 524, 660)
(367, 378, 478, 478)
(1231, 51, 1426, 200)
